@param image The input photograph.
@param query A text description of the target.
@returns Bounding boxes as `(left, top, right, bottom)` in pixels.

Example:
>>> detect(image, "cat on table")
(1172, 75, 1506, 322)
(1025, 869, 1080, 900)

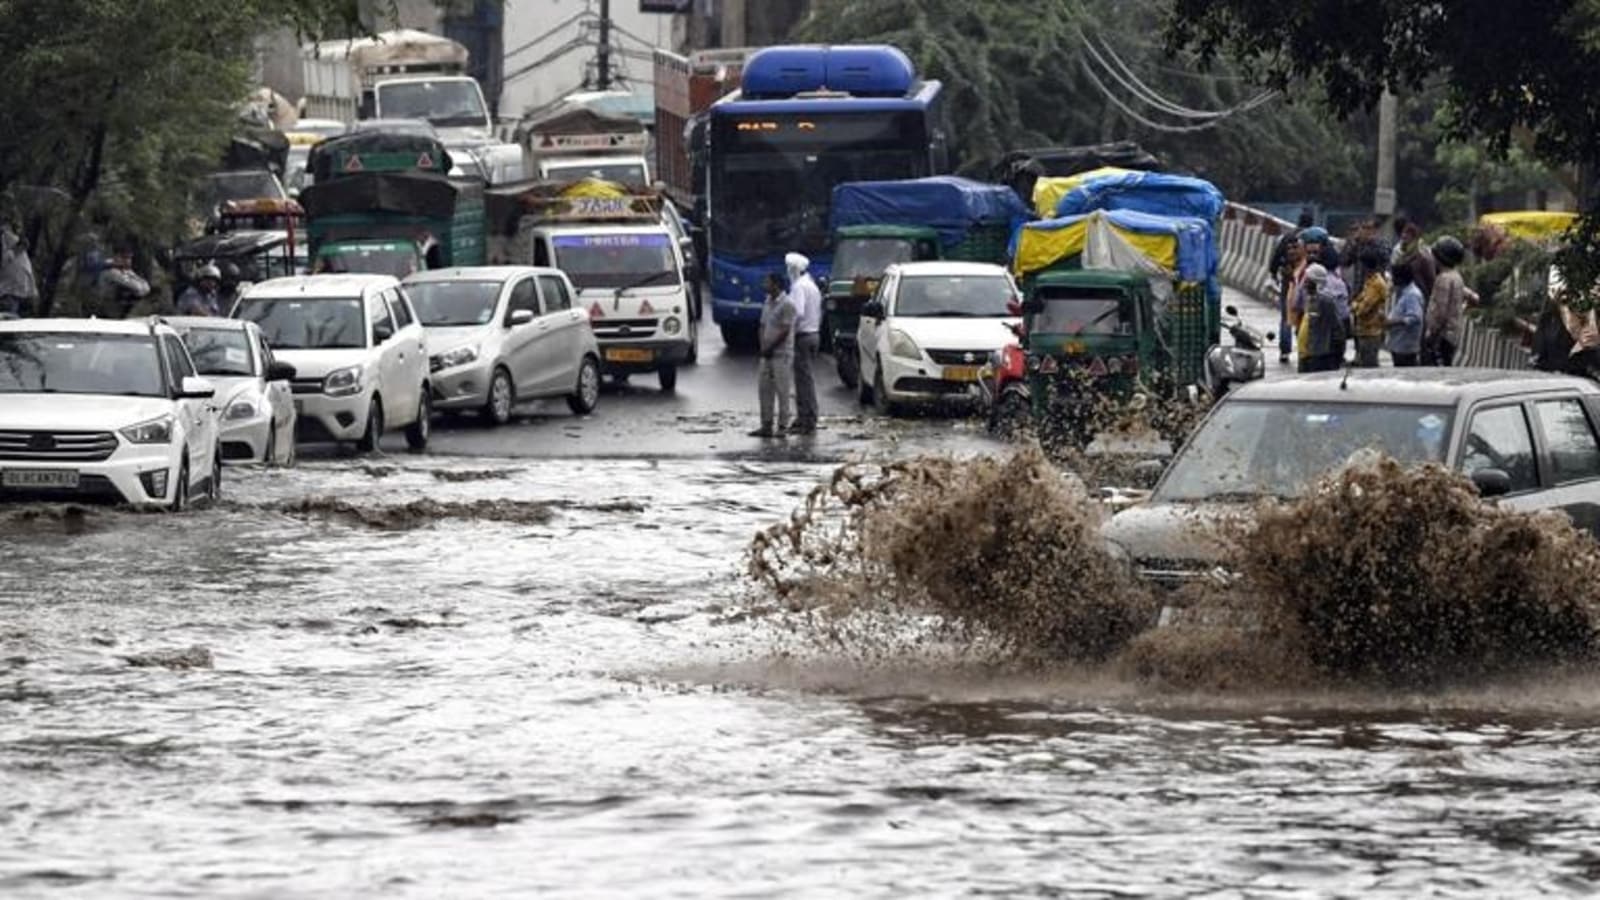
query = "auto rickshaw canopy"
(1012, 209, 1212, 284)
(1479, 210, 1577, 243)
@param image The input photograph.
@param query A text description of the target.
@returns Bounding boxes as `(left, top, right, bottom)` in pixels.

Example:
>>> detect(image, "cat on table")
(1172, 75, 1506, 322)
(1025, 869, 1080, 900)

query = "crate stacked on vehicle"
(1169, 281, 1212, 388)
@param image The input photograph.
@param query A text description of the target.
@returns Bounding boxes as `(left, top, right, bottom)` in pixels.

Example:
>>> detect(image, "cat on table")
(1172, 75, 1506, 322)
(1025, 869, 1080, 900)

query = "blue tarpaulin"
(1011, 208, 1215, 285)
(830, 176, 1030, 248)
(1053, 170, 1226, 223)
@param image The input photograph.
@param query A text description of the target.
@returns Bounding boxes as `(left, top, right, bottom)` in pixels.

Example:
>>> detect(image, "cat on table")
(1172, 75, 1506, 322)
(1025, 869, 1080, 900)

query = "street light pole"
(1374, 89, 1398, 222)
(597, 0, 613, 90)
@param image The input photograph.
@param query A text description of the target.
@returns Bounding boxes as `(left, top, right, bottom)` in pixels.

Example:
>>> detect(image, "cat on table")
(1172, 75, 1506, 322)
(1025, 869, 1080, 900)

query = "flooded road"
(6, 449, 1600, 898)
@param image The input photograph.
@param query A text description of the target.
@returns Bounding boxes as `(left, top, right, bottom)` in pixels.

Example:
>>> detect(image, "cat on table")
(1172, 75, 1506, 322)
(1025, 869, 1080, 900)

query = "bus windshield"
(376, 79, 489, 129)
(709, 111, 930, 259)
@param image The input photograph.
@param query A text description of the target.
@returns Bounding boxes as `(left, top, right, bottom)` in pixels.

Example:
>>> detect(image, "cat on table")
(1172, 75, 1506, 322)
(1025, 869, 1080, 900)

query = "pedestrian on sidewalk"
(786, 252, 823, 435)
(750, 272, 796, 439)
(1386, 262, 1424, 367)
(1302, 264, 1348, 373)
(1272, 234, 1305, 364)
(1424, 236, 1467, 366)
(1351, 244, 1391, 367)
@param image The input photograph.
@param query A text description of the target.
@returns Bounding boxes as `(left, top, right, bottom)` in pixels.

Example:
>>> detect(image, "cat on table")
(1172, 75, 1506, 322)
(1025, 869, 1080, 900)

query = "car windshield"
(832, 238, 917, 282)
(1034, 291, 1134, 337)
(552, 233, 679, 290)
(893, 274, 1015, 318)
(179, 327, 256, 377)
(235, 298, 366, 350)
(1155, 401, 1455, 502)
(0, 332, 165, 397)
(407, 280, 500, 327)
(316, 243, 420, 279)
(376, 80, 488, 128)
(544, 161, 647, 188)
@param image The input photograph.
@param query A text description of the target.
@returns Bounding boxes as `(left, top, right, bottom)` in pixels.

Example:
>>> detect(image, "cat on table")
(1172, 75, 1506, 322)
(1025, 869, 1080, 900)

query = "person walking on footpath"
(0, 217, 38, 318)
(1272, 234, 1305, 364)
(1386, 262, 1425, 367)
(1425, 236, 1468, 366)
(1351, 244, 1391, 367)
(750, 272, 796, 439)
(1301, 264, 1348, 373)
(785, 251, 823, 435)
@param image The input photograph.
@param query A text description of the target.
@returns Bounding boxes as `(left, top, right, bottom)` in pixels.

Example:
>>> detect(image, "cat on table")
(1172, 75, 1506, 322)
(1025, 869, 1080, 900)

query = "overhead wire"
(1072, 24, 1278, 130)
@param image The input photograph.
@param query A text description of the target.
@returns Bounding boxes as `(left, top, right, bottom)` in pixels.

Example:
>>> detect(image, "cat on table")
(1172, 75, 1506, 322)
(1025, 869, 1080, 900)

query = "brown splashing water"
(748, 450, 1600, 690)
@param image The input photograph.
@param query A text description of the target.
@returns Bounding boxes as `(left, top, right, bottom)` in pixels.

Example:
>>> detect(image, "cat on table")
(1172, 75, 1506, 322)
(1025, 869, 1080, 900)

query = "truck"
(299, 29, 495, 151)
(521, 103, 651, 188)
(651, 47, 751, 210)
(824, 176, 1029, 386)
(483, 180, 698, 394)
(299, 132, 486, 278)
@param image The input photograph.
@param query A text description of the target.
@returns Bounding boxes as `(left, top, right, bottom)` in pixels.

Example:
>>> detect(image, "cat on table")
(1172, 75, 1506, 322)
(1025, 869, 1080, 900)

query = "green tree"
(0, 0, 440, 314)
(1164, 0, 1600, 293)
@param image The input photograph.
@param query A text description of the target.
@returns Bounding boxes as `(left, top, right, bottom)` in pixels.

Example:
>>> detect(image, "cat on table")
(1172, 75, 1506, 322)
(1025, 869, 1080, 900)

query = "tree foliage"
(792, 0, 1366, 205)
(0, 0, 432, 313)
(1164, 0, 1600, 290)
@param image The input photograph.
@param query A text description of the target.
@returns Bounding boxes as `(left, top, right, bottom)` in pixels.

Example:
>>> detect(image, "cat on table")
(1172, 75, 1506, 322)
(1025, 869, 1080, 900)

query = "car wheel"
(282, 426, 297, 468)
(484, 367, 514, 426)
(168, 458, 189, 513)
(658, 364, 678, 395)
(992, 390, 1032, 440)
(686, 317, 699, 366)
(357, 397, 383, 454)
(858, 360, 875, 406)
(567, 355, 601, 415)
(405, 391, 431, 452)
(837, 349, 860, 389)
(873, 368, 897, 417)
(205, 449, 223, 506)
(263, 428, 276, 467)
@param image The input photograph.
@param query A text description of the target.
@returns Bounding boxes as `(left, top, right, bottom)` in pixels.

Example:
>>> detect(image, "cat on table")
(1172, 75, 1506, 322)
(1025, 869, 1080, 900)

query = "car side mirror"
(861, 300, 885, 320)
(266, 361, 297, 382)
(179, 376, 216, 399)
(1006, 297, 1023, 317)
(373, 323, 394, 344)
(1225, 304, 1239, 316)
(1007, 321, 1026, 339)
(507, 308, 535, 328)
(1471, 468, 1513, 498)
(1131, 459, 1166, 489)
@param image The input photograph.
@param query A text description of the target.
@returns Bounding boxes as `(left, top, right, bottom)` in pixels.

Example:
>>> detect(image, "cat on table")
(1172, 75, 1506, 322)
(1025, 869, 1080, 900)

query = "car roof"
(165, 316, 253, 331)
(403, 266, 564, 284)
(888, 261, 1010, 278)
(0, 317, 163, 337)
(1229, 367, 1599, 406)
(243, 274, 398, 299)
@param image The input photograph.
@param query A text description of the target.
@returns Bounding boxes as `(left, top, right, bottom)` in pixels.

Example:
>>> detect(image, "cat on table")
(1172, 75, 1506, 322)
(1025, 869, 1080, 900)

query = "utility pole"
(597, 0, 613, 90)
(1374, 89, 1398, 223)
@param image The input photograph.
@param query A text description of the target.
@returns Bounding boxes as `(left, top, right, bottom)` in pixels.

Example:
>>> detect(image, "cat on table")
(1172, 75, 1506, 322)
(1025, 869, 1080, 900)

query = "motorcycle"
(1201, 304, 1272, 397)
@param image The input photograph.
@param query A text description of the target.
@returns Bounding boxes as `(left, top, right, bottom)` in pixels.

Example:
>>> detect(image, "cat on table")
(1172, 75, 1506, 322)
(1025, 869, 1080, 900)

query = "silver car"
(170, 317, 298, 466)
(403, 267, 602, 425)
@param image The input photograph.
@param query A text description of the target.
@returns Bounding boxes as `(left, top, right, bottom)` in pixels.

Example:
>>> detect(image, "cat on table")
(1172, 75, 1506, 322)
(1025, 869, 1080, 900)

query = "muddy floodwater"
(5, 456, 1600, 898)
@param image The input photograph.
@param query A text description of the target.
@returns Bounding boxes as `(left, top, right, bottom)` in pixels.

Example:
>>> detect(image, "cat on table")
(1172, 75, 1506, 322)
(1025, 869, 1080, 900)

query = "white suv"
(0, 318, 221, 510)
(234, 274, 431, 453)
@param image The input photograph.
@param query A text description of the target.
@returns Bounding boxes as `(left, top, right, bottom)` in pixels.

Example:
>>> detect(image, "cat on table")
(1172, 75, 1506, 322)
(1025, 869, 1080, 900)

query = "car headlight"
(323, 365, 365, 397)
(662, 316, 682, 336)
(225, 399, 256, 421)
(433, 345, 479, 371)
(121, 414, 174, 444)
(888, 328, 922, 361)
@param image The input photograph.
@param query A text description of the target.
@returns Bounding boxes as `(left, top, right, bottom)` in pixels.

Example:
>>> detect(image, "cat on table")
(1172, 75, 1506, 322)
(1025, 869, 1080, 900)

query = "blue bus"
(705, 45, 951, 348)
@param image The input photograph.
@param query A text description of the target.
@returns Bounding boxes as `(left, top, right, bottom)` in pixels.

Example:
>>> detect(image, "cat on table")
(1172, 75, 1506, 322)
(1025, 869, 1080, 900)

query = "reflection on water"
(2, 458, 1600, 897)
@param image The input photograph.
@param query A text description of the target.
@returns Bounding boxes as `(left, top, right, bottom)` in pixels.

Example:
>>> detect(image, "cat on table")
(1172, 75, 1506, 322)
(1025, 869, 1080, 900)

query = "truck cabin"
(829, 225, 940, 301)
(370, 77, 492, 133)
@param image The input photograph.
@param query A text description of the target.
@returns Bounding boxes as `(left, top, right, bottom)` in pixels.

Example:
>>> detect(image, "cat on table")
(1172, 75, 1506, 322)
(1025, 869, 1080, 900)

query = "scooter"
(1201, 304, 1272, 397)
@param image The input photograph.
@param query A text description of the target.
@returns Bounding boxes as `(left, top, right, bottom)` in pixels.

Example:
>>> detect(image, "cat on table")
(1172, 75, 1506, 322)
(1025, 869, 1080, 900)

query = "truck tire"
(720, 323, 758, 353)
(658, 365, 678, 394)
(836, 349, 860, 389)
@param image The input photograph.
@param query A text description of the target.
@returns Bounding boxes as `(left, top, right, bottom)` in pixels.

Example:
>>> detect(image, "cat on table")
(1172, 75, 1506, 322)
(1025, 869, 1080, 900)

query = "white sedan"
(171, 317, 298, 466)
(856, 261, 1022, 415)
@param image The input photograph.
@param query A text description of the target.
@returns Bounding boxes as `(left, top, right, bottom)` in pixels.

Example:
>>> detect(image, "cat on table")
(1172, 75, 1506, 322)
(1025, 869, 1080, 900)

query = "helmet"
(1432, 235, 1465, 267)
(219, 261, 241, 283)
(198, 263, 221, 281)
(1299, 226, 1330, 244)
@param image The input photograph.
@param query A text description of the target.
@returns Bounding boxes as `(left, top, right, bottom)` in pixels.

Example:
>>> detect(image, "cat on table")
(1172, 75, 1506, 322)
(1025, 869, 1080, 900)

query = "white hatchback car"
(170, 317, 298, 466)
(233, 274, 431, 453)
(402, 266, 602, 425)
(856, 261, 1023, 414)
(0, 318, 221, 509)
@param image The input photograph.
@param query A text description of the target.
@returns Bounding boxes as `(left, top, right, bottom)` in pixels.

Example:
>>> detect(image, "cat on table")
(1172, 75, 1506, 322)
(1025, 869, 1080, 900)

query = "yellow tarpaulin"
(560, 178, 630, 199)
(1031, 166, 1139, 218)
(1014, 212, 1179, 277)
(1480, 210, 1577, 243)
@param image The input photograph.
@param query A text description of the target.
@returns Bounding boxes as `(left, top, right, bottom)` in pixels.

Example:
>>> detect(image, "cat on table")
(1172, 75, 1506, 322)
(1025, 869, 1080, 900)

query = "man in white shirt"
(785, 251, 823, 434)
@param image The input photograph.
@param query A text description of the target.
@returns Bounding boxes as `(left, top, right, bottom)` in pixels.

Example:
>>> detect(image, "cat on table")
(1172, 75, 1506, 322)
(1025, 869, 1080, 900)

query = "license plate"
(605, 348, 654, 363)
(2, 469, 79, 489)
(943, 366, 982, 383)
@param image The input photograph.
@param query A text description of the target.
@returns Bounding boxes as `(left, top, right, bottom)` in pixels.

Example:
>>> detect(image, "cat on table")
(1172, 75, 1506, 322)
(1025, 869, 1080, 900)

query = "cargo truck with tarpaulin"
(824, 176, 1029, 386)
(704, 44, 953, 350)
(484, 179, 697, 394)
(299, 133, 485, 278)
(522, 104, 651, 188)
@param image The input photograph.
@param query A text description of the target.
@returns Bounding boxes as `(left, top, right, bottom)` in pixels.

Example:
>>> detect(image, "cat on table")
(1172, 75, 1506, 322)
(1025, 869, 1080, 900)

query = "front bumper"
(597, 339, 692, 373)
(430, 359, 495, 411)
(881, 354, 986, 404)
(294, 389, 371, 444)
(0, 444, 182, 507)
(220, 413, 273, 464)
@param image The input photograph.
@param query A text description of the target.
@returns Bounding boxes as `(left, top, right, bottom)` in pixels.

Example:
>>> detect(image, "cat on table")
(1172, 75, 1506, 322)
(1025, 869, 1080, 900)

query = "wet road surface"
(11, 297, 1595, 898)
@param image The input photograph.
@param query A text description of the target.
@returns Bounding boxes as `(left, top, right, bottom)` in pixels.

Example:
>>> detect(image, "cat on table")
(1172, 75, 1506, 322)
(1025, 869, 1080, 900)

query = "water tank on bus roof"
(740, 45, 916, 99)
